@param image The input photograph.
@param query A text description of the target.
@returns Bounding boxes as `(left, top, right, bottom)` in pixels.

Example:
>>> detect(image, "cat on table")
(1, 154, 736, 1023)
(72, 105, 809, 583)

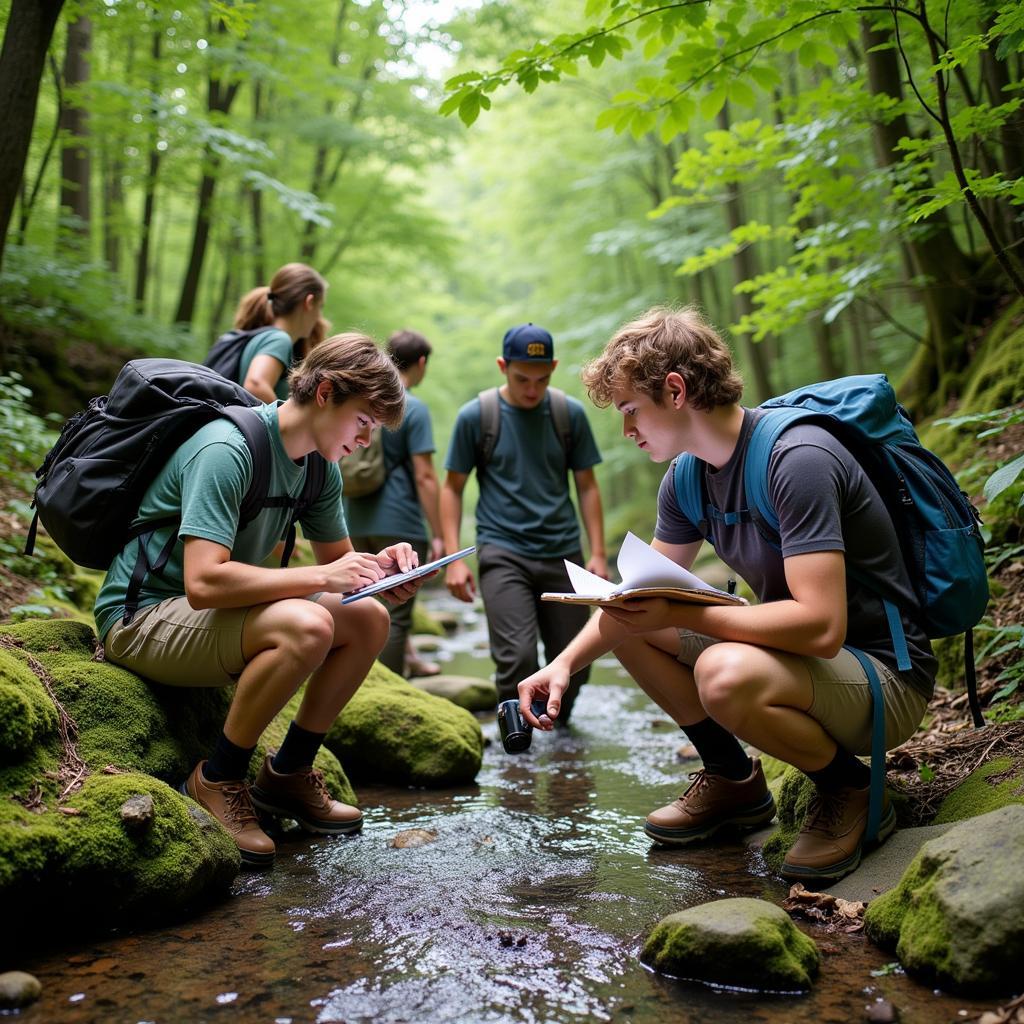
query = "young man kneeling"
(95, 334, 421, 867)
(518, 308, 934, 883)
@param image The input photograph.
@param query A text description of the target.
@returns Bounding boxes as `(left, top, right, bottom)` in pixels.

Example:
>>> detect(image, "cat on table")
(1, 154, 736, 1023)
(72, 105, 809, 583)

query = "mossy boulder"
(0, 647, 58, 759)
(327, 663, 484, 787)
(411, 604, 446, 637)
(641, 897, 820, 991)
(864, 805, 1024, 994)
(932, 756, 1024, 824)
(407, 674, 498, 712)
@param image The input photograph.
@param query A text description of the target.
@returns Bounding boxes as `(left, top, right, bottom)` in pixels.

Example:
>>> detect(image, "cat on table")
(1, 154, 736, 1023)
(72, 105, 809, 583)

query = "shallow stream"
(15, 593, 992, 1023)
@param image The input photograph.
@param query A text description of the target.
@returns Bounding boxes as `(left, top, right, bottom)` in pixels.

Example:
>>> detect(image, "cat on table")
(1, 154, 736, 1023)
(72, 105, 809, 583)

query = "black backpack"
(475, 386, 573, 473)
(26, 358, 327, 624)
(204, 326, 288, 383)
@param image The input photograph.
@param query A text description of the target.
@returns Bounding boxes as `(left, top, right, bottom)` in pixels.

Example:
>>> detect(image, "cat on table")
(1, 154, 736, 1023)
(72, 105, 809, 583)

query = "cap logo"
(527, 342, 547, 356)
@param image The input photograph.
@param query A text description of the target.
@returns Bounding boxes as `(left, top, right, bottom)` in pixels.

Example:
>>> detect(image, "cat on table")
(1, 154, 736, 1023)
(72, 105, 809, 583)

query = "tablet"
(340, 545, 477, 604)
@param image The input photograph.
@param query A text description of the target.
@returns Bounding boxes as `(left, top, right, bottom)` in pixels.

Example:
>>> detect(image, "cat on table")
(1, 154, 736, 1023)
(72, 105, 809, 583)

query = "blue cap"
(502, 323, 554, 362)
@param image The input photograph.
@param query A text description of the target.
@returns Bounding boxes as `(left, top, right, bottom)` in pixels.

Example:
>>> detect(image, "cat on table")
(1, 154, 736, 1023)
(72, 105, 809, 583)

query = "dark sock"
(681, 717, 751, 781)
(272, 721, 326, 776)
(204, 732, 255, 783)
(804, 746, 871, 792)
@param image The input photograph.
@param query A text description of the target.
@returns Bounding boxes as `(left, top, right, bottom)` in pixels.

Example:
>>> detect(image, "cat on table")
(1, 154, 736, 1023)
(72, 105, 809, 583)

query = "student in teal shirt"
(97, 334, 426, 869)
(233, 263, 327, 402)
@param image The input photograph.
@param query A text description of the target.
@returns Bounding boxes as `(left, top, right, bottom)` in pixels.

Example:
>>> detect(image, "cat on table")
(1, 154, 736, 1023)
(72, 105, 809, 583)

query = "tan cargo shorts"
(103, 596, 251, 687)
(676, 630, 928, 756)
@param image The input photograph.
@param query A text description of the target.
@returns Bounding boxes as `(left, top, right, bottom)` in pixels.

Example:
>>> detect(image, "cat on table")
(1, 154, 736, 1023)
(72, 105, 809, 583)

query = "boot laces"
(806, 791, 847, 833)
(679, 769, 710, 802)
(221, 781, 259, 827)
(300, 767, 332, 807)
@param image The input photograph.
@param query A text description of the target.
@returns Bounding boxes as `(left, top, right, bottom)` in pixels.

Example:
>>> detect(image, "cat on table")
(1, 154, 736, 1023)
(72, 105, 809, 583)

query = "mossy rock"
(327, 662, 484, 787)
(932, 634, 966, 691)
(411, 604, 446, 637)
(641, 897, 820, 991)
(932, 756, 1024, 824)
(0, 771, 239, 944)
(0, 647, 58, 760)
(407, 674, 498, 713)
(864, 805, 1024, 994)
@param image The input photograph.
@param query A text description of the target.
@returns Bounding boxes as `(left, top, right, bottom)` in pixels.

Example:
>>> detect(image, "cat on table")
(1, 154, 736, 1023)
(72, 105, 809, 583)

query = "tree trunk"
(0, 0, 66, 273)
(300, 0, 349, 264)
(134, 25, 162, 311)
(859, 18, 992, 411)
(57, 13, 91, 246)
(101, 141, 124, 273)
(248, 81, 266, 284)
(717, 103, 772, 403)
(173, 55, 240, 324)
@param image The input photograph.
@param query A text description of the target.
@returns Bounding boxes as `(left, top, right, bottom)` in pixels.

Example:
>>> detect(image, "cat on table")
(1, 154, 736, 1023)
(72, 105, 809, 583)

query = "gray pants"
(349, 535, 428, 676)
(477, 543, 591, 718)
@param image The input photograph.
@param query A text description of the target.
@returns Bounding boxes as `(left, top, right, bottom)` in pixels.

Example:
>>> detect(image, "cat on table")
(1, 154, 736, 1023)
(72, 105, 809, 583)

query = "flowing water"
(13, 593, 993, 1023)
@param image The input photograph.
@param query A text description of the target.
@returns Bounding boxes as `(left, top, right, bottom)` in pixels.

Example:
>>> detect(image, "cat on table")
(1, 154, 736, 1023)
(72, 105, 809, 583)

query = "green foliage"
(0, 372, 55, 491)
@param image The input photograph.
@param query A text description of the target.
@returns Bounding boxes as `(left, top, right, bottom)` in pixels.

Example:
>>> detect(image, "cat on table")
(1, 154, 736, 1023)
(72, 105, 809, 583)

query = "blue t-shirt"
(94, 402, 346, 642)
(237, 328, 294, 400)
(445, 390, 601, 559)
(344, 392, 435, 541)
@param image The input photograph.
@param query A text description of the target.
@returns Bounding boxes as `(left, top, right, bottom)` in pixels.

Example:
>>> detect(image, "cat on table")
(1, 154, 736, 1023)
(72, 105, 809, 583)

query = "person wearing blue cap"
(440, 323, 608, 721)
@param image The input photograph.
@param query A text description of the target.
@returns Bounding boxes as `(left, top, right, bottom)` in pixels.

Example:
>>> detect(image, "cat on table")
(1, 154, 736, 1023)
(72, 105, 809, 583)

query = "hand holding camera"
(497, 698, 550, 754)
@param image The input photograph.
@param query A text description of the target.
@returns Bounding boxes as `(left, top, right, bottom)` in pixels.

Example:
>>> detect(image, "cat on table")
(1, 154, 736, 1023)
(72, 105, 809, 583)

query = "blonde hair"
(234, 263, 327, 331)
(582, 306, 743, 411)
(288, 332, 405, 428)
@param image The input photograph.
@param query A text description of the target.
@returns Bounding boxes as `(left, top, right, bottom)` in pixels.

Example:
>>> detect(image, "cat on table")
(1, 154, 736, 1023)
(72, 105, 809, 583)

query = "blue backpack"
(673, 375, 989, 840)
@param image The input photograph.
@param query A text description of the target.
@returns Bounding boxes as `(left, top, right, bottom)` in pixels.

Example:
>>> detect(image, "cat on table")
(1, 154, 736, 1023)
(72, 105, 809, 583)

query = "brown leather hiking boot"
(645, 757, 776, 845)
(181, 761, 275, 869)
(781, 784, 896, 883)
(251, 755, 363, 835)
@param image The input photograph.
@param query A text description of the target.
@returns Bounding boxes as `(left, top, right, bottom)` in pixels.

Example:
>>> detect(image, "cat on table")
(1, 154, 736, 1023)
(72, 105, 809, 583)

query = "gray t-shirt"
(445, 391, 601, 559)
(654, 408, 936, 699)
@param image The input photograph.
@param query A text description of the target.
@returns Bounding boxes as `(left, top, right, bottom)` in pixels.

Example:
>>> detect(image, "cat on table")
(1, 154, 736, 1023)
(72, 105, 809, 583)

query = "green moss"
(411, 604, 445, 637)
(0, 617, 97, 657)
(641, 898, 820, 991)
(933, 756, 1024, 824)
(327, 662, 483, 787)
(0, 648, 57, 758)
(932, 635, 966, 690)
(760, 767, 816, 874)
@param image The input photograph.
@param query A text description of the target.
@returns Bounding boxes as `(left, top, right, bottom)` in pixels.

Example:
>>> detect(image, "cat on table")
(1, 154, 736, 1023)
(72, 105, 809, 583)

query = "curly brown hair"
(582, 306, 743, 411)
(289, 332, 405, 428)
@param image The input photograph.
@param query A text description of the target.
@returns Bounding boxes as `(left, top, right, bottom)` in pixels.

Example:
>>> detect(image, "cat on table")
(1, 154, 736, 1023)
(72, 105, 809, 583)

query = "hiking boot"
(645, 757, 776, 845)
(781, 784, 896, 883)
(180, 761, 275, 869)
(251, 755, 363, 835)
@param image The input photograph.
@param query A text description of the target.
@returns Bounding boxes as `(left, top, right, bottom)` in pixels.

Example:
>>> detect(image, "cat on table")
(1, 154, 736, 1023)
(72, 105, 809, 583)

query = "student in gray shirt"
(516, 307, 935, 884)
(441, 324, 608, 721)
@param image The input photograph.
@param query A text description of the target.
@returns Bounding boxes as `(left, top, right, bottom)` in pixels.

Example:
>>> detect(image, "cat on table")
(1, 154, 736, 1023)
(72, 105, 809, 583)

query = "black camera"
(497, 698, 549, 754)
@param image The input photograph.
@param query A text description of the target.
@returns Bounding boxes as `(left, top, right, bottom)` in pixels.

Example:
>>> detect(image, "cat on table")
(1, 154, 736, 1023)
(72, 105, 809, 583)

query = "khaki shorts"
(103, 597, 252, 687)
(676, 631, 928, 756)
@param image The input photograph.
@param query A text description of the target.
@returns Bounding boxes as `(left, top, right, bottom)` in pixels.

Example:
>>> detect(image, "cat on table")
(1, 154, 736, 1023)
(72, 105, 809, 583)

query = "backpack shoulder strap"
(547, 387, 573, 465)
(672, 454, 712, 542)
(219, 405, 272, 528)
(476, 388, 501, 472)
(743, 407, 821, 537)
(279, 452, 329, 566)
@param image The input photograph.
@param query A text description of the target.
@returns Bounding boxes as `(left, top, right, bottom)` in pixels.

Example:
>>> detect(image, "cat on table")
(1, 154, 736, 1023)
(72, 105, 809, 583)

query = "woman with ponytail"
(233, 263, 327, 402)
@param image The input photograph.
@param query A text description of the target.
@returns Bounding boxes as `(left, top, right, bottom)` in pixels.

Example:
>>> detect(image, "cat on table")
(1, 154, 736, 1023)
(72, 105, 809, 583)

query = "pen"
(727, 578, 736, 595)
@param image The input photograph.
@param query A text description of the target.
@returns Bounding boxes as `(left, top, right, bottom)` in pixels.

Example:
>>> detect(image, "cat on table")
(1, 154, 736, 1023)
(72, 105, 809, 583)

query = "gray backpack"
(474, 387, 573, 474)
(340, 431, 388, 497)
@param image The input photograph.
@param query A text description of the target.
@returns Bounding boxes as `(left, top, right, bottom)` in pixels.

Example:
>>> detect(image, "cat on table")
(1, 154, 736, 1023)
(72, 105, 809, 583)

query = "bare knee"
(694, 644, 759, 724)
(280, 603, 335, 666)
(345, 597, 391, 653)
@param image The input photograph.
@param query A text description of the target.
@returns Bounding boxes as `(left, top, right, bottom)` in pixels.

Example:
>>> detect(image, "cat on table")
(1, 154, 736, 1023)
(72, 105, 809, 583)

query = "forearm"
(439, 486, 463, 554)
(186, 560, 334, 610)
(578, 484, 606, 560)
(662, 599, 845, 660)
(415, 473, 443, 543)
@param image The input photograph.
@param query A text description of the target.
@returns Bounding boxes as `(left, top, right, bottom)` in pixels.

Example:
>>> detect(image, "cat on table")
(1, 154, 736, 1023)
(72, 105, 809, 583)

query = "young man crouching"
(517, 308, 934, 883)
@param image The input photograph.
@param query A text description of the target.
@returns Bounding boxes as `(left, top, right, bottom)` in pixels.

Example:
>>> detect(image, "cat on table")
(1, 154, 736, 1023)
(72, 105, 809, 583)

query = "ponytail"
(233, 286, 274, 330)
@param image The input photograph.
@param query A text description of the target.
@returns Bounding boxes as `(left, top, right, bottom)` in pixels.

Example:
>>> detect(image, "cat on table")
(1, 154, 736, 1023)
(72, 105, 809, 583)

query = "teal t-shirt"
(444, 391, 601, 559)
(94, 402, 346, 641)
(344, 391, 434, 541)
(237, 327, 294, 400)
